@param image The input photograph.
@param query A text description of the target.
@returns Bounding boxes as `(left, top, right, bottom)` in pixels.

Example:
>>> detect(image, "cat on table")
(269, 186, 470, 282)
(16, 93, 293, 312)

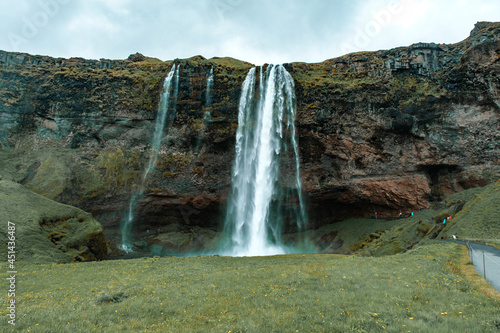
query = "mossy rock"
(434, 211, 451, 224)
(416, 222, 433, 236)
(0, 180, 107, 263)
(24, 155, 72, 200)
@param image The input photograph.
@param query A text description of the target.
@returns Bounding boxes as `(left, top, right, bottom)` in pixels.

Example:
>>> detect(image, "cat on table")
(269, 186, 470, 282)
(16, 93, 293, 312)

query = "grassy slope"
(0, 180, 106, 262)
(0, 243, 498, 333)
(286, 218, 398, 254)
(331, 180, 500, 256)
(441, 180, 500, 247)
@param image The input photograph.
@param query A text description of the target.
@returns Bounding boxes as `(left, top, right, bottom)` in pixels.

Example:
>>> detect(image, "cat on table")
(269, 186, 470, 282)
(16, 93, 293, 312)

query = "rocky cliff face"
(0, 22, 498, 251)
(292, 22, 500, 225)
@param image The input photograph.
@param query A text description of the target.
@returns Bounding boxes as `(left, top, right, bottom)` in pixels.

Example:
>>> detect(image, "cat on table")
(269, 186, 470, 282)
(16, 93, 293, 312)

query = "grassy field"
(1, 242, 498, 332)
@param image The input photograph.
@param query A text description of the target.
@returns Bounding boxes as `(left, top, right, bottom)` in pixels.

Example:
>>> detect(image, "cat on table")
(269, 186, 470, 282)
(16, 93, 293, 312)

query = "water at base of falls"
(119, 64, 179, 252)
(221, 64, 307, 257)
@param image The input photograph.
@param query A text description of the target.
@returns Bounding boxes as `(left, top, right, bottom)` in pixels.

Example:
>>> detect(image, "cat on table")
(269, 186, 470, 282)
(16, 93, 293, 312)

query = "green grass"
(285, 218, 398, 254)
(289, 60, 382, 90)
(441, 180, 500, 247)
(209, 57, 254, 70)
(1, 243, 498, 332)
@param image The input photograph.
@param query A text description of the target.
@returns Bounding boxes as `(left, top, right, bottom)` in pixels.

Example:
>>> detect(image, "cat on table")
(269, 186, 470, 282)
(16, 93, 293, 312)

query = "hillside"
(0, 179, 107, 262)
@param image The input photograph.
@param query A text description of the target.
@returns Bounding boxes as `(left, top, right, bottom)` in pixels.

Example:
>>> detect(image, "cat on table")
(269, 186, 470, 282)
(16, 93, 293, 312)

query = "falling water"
(222, 64, 306, 256)
(203, 66, 214, 124)
(196, 67, 215, 152)
(120, 64, 180, 252)
(205, 66, 214, 108)
(143, 64, 179, 180)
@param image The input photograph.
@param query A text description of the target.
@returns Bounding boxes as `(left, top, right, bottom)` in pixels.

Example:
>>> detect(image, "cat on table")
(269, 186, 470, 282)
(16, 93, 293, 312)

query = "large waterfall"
(120, 64, 179, 252)
(222, 64, 306, 256)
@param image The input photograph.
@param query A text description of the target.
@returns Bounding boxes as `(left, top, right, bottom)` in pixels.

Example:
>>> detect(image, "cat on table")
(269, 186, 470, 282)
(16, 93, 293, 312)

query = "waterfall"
(120, 64, 180, 252)
(222, 64, 306, 256)
(143, 64, 179, 180)
(205, 66, 214, 108)
(203, 66, 214, 124)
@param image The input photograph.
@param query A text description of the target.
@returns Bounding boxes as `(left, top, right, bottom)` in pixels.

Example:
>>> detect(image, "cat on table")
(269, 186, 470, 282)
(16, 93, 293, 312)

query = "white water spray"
(222, 64, 306, 256)
(120, 64, 179, 252)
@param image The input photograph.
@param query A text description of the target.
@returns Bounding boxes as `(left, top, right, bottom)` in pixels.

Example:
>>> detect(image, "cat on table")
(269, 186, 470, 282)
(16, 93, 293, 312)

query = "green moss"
(24, 155, 71, 200)
(290, 59, 383, 90)
(387, 76, 449, 108)
(0, 180, 107, 263)
(84, 147, 142, 198)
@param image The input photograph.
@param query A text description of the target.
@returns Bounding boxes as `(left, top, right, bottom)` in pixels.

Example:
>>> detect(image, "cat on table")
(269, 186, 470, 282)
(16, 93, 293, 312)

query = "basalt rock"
(0, 23, 499, 248)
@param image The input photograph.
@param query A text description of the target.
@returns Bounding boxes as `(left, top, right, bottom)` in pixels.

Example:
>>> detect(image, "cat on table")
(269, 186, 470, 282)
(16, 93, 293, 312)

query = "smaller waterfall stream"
(206, 66, 214, 107)
(120, 64, 179, 252)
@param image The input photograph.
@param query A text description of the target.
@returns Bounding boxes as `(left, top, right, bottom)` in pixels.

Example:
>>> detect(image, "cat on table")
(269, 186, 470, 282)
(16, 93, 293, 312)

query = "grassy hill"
(0, 179, 107, 263)
(440, 180, 500, 247)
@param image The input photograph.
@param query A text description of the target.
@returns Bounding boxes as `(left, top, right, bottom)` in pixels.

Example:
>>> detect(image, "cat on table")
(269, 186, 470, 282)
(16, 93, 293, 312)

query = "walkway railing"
(465, 240, 500, 292)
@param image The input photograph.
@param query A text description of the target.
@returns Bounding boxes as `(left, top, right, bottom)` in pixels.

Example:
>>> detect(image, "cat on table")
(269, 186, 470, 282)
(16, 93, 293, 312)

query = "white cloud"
(389, 0, 434, 28)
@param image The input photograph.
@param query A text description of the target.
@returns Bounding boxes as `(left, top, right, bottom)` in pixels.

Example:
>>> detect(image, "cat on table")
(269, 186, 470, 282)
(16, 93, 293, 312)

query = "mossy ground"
(0, 180, 107, 262)
(0, 243, 498, 332)
(285, 218, 397, 254)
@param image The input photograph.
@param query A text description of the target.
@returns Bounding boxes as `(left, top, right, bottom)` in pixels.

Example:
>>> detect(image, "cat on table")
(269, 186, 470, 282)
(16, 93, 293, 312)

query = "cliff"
(0, 22, 498, 251)
(292, 22, 500, 224)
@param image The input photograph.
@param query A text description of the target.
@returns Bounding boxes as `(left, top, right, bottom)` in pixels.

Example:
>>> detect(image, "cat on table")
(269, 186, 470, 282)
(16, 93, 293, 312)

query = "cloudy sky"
(0, 0, 499, 65)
